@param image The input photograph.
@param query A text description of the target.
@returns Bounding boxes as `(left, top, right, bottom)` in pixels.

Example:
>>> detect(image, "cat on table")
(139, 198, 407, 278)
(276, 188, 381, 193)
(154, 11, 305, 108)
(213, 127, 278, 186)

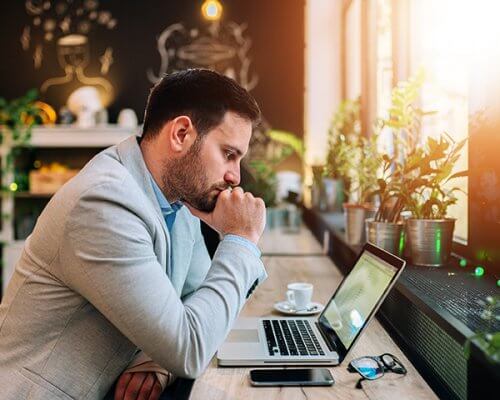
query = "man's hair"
(141, 69, 261, 140)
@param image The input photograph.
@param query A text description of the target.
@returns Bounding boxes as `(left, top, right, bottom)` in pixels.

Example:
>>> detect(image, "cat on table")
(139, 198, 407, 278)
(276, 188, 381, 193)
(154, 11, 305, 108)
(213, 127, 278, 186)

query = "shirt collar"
(149, 174, 183, 214)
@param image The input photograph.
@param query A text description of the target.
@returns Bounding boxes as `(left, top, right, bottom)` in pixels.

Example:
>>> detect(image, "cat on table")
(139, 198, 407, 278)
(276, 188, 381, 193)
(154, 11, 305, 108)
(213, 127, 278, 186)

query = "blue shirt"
(149, 176, 261, 258)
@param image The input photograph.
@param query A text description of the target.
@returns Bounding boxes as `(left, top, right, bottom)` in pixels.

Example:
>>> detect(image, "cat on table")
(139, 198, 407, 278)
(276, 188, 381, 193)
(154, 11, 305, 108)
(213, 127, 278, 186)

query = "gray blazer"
(0, 136, 265, 400)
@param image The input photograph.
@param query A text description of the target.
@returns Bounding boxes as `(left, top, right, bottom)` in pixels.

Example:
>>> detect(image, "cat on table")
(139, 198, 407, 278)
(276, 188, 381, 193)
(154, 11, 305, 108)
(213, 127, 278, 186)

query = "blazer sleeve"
(59, 184, 266, 379)
(181, 221, 267, 300)
(180, 220, 212, 299)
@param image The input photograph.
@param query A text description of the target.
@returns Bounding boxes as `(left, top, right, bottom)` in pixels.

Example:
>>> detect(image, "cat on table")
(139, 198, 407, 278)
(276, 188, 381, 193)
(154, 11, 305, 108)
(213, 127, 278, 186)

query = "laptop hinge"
(315, 322, 335, 352)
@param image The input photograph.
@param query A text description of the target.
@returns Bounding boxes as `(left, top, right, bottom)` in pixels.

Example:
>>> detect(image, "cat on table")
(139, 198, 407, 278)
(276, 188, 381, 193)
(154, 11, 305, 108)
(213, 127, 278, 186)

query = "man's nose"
(224, 166, 240, 186)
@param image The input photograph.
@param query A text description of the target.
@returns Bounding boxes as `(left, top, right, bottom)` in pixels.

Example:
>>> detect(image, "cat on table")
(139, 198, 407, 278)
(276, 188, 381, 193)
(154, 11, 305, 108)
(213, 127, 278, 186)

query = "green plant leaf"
(421, 198, 442, 219)
(408, 178, 428, 191)
(268, 129, 304, 160)
(24, 88, 38, 102)
(490, 332, 500, 348)
(445, 170, 468, 182)
(452, 137, 468, 154)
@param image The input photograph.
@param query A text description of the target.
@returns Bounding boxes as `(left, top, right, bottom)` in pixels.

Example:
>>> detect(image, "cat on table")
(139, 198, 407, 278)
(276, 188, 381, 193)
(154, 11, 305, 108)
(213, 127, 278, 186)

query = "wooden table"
(258, 226, 325, 256)
(189, 228, 438, 400)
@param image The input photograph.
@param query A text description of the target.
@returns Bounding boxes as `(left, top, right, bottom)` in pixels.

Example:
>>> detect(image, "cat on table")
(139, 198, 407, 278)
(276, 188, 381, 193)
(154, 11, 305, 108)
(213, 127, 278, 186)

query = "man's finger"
(124, 372, 147, 400)
(147, 381, 163, 400)
(137, 373, 156, 400)
(231, 186, 244, 195)
(115, 373, 133, 400)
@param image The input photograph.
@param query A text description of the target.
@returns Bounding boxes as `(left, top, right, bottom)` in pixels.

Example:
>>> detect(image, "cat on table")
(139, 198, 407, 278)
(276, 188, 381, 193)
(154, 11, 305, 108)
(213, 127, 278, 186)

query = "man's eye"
(225, 151, 235, 160)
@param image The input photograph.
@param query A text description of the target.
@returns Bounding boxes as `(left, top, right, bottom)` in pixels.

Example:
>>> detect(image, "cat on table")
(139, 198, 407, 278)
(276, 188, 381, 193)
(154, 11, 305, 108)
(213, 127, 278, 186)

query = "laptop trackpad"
(226, 329, 259, 343)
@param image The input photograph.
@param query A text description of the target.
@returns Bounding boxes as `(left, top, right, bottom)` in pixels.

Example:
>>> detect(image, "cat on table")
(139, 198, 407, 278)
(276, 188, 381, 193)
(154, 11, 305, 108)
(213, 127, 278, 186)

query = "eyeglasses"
(347, 353, 407, 389)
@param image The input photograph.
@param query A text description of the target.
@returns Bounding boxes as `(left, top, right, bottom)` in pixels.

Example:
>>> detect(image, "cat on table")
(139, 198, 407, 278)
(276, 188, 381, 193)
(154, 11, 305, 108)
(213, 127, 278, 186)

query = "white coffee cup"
(286, 282, 313, 310)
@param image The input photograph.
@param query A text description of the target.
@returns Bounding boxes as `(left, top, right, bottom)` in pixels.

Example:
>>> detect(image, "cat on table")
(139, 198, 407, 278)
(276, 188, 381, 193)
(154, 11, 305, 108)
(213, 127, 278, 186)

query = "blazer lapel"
(169, 208, 195, 295)
(116, 136, 170, 260)
(116, 135, 196, 295)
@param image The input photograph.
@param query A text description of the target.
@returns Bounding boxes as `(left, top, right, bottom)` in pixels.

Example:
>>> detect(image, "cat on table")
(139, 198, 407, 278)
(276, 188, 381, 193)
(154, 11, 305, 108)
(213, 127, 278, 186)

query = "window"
(344, 0, 362, 100)
(375, 0, 393, 154)
(409, 0, 469, 242)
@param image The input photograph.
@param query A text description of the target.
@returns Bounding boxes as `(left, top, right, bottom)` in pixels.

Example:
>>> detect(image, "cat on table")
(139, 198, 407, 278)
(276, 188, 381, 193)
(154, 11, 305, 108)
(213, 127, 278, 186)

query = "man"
(0, 69, 267, 399)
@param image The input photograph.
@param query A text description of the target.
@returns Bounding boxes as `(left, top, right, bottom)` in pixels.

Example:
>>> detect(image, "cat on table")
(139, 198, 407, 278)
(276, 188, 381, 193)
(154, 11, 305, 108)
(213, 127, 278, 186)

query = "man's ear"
(166, 115, 197, 154)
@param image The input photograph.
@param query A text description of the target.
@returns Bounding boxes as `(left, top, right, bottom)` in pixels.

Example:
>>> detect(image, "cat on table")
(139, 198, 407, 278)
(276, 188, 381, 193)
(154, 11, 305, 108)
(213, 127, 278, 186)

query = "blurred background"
(1, 0, 499, 282)
(1, 2, 499, 398)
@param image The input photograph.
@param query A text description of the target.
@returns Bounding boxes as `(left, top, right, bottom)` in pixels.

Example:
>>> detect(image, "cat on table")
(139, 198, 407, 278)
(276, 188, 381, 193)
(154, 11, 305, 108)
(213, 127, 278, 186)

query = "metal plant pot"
(323, 178, 344, 212)
(344, 204, 376, 245)
(311, 183, 327, 211)
(366, 220, 405, 256)
(265, 207, 286, 230)
(265, 208, 275, 230)
(406, 218, 456, 266)
(400, 211, 413, 259)
(283, 204, 302, 233)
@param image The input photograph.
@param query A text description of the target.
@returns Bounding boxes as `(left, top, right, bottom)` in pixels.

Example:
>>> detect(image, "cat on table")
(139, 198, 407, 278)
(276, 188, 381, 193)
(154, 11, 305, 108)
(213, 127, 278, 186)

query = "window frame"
(341, 0, 481, 267)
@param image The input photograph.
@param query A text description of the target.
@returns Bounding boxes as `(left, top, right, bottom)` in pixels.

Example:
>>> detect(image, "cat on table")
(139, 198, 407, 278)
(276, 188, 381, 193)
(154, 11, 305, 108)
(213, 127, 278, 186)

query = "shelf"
(1, 125, 140, 295)
(24, 125, 139, 148)
(13, 192, 53, 198)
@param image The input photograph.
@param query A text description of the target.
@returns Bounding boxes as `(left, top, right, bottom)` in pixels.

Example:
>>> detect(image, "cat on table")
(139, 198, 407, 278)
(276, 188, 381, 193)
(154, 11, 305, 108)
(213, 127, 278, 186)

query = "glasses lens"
(382, 354, 406, 374)
(353, 358, 383, 380)
(382, 354, 395, 367)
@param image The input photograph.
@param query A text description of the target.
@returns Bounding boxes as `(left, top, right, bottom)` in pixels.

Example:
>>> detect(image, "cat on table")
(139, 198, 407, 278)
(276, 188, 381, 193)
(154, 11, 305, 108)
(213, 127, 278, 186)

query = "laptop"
(217, 242, 406, 366)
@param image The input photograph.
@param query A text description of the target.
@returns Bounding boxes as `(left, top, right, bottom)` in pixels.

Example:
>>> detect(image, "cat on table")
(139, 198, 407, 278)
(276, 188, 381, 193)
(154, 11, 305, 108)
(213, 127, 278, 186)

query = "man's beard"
(161, 138, 229, 212)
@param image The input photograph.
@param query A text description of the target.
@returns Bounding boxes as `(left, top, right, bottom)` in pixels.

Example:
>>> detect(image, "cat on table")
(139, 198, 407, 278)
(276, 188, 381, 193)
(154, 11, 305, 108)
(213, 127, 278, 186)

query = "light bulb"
(201, 0, 223, 21)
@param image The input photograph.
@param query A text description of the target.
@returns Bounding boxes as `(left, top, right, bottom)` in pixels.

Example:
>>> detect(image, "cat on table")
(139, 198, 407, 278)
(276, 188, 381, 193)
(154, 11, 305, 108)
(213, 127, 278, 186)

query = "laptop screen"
(317, 243, 404, 362)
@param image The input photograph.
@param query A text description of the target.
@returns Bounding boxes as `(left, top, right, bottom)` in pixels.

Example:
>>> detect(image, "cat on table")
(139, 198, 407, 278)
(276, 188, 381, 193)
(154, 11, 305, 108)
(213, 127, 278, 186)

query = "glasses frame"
(348, 353, 407, 389)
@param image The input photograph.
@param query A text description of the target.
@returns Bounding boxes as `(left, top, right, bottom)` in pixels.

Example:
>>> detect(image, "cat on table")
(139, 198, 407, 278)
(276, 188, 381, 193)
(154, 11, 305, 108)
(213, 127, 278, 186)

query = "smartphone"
(249, 368, 334, 387)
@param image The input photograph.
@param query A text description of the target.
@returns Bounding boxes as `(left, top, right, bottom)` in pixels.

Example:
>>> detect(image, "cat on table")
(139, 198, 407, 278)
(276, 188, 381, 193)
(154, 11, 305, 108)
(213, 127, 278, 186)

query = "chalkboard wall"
(0, 0, 304, 137)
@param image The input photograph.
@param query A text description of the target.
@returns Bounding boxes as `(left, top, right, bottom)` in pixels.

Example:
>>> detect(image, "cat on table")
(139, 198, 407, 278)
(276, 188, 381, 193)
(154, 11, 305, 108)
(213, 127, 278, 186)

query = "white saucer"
(273, 301, 324, 316)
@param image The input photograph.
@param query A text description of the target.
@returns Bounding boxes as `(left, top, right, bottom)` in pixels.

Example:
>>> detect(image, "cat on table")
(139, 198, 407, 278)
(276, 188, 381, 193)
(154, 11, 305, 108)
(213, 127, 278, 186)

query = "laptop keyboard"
(262, 319, 325, 357)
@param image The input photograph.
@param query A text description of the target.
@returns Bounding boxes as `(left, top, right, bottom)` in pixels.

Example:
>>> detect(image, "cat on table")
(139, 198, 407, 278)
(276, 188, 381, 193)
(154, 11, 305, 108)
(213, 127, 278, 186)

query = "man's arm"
(180, 220, 212, 298)
(60, 185, 265, 379)
(181, 226, 266, 299)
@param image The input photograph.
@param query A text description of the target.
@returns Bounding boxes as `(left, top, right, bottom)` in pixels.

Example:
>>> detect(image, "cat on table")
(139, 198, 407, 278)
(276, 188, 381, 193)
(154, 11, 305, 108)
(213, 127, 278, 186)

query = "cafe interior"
(0, 1, 499, 399)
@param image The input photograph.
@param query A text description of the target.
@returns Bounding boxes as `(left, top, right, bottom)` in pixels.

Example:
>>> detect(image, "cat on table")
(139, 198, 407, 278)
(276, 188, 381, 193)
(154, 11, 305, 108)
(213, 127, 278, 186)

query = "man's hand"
(114, 371, 162, 400)
(186, 187, 266, 244)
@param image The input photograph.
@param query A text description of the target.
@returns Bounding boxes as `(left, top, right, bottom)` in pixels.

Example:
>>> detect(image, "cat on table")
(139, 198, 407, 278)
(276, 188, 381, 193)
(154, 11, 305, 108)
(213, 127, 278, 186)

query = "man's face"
(163, 111, 252, 211)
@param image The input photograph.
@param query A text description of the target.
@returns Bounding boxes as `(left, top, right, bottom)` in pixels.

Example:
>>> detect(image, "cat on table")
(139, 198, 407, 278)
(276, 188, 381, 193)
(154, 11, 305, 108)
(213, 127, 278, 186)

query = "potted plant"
(366, 70, 433, 255)
(244, 129, 303, 229)
(325, 98, 361, 211)
(267, 129, 305, 231)
(383, 68, 433, 159)
(365, 154, 406, 256)
(245, 159, 278, 227)
(0, 89, 42, 193)
(310, 164, 327, 211)
(402, 134, 467, 266)
(324, 97, 381, 244)
(341, 132, 382, 245)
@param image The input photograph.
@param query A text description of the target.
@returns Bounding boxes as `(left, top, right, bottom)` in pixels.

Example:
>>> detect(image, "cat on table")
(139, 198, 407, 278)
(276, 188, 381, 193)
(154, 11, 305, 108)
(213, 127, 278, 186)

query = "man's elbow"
(172, 349, 208, 379)
(176, 361, 206, 379)
(182, 368, 203, 380)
